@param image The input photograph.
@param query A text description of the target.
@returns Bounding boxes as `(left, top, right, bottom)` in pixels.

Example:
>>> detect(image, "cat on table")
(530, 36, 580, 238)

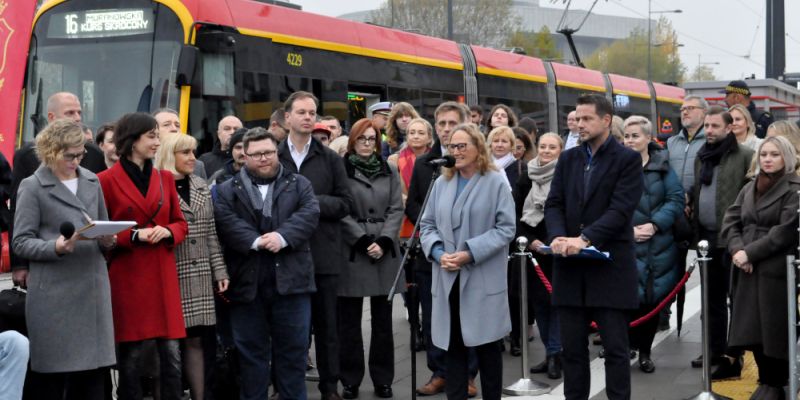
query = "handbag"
(0, 287, 26, 318)
(672, 211, 693, 245)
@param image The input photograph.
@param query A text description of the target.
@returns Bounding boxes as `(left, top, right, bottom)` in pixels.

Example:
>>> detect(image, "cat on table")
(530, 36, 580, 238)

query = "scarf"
(240, 165, 282, 220)
(348, 153, 383, 179)
(120, 157, 153, 197)
(697, 133, 738, 186)
(493, 153, 516, 191)
(397, 146, 426, 190)
(755, 170, 784, 202)
(520, 157, 557, 228)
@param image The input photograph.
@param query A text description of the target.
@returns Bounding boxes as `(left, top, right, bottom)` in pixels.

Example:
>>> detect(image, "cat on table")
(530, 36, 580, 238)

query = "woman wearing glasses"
(420, 123, 516, 400)
(338, 118, 405, 399)
(98, 112, 188, 400)
(156, 134, 229, 400)
(13, 119, 116, 399)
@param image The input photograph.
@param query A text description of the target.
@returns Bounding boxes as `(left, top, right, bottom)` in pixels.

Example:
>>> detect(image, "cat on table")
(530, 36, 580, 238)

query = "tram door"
(347, 84, 386, 130)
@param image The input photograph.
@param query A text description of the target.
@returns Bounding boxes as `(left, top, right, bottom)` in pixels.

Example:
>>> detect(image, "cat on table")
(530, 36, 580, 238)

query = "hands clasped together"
(732, 250, 752, 274)
(549, 236, 589, 257)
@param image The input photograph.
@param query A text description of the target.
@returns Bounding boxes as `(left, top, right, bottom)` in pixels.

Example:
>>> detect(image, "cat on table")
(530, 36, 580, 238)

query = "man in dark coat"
(277, 91, 352, 400)
(544, 94, 644, 400)
(722, 80, 773, 139)
(200, 115, 243, 176)
(214, 128, 320, 400)
(406, 101, 482, 397)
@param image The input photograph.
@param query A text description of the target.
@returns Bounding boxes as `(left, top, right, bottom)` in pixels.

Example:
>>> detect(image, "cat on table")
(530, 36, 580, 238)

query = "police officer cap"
(720, 80, 751, 96)
(368, 101, 393, 117)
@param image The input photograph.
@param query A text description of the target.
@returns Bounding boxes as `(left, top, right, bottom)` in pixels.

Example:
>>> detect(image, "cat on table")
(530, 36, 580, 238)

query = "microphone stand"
(388, 165, 442, 400)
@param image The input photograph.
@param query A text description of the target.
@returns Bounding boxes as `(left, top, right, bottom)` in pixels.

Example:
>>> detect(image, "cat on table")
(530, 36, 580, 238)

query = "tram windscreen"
(22, 0, 183, 142)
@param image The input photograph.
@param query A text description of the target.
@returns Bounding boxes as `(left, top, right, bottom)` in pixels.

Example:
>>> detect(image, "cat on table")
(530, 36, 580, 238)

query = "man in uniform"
(721, 80, 773, 138)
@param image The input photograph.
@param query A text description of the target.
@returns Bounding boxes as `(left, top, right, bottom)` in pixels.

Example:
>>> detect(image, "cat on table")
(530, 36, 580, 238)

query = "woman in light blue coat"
(420, 123, 516, 400)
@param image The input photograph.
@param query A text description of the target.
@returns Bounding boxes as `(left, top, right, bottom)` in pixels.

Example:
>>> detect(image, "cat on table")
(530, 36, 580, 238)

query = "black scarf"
(696, 133, 738, 186)
(120, 157, 153, 197)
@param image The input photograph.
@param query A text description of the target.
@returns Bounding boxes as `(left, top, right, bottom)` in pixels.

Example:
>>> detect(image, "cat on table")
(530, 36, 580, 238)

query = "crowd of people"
(0, 77, 798, 400)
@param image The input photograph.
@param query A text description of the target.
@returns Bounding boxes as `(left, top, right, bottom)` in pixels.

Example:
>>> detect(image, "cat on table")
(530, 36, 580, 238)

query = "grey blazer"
(13, 166, 116, 373)
(420, 170, 516, 349)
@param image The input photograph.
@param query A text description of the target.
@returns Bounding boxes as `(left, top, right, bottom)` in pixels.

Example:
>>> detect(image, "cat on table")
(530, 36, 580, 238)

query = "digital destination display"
(48, 8, 154, 39)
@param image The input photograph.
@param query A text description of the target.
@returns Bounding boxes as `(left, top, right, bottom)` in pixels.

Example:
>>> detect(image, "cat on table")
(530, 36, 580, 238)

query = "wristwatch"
(579, 233, 591, 247)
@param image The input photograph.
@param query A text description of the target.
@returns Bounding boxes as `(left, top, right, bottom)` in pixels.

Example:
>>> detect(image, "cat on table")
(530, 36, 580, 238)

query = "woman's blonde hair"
(537, 132, 564, 149)
(611, 115, 625, 143)
(728, 104, 756, 139)
(386, 102, 420, 150)
(35, 119, 86, 168)
(442, 123, 497, 180)
(404, 118, 434, 146)
(487, 126, 516, 153)
(155, 133, 197, 175)
(753, 135, 798, 176)
(623, 115, 653, 137)
(768, 120, 800, 156)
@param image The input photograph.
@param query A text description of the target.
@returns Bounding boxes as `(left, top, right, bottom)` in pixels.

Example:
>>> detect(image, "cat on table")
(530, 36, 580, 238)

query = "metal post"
(788, 255, 798, 400)
(503, 237, 551, 396)
(685, 241, 731, 400)
(446, 0, 453, 40)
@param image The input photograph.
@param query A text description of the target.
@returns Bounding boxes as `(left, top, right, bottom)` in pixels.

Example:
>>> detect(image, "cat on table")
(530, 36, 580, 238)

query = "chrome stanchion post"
(503, 237, 551, 396)
(788, 255, 798, 400)
(686, 240, 731, 400)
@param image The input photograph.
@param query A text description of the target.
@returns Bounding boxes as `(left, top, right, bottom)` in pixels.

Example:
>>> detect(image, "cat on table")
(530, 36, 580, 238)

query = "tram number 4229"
(287, 53, 303, 67)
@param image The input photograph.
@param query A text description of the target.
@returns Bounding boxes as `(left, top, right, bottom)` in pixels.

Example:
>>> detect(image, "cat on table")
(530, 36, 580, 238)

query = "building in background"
(685, 79, 800, 121)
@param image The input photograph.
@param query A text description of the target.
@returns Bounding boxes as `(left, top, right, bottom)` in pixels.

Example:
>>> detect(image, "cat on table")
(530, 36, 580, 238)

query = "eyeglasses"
(447, 143, 469, 152)
(246, 150, 277, 160)
(62, 150, 87, 162)
(356, 136, 378, 144)
(680, 106, 703, 113)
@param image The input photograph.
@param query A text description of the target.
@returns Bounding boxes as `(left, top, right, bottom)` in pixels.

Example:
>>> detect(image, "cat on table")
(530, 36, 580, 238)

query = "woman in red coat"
(98, 112, 188, 400)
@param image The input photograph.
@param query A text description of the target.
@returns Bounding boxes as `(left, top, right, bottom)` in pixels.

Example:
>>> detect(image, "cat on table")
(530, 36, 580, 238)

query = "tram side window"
(202, 53, 235, 97)
(388, 87, 421, 112)
(421, 91, 443, 122)
(556, 86, 603, 133)
(613, 94, 652, 123)
(656, 101, 682, 141)
(477, 75, 548, 133)
(322, 79, 348, 127)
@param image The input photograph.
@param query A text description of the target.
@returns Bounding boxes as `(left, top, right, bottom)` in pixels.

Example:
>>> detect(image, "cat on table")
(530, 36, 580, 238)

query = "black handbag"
(672, 211, 693, 245)
(0, 287, 26, 318)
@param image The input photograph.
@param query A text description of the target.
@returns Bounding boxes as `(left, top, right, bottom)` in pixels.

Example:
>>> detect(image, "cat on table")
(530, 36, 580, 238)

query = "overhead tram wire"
(743, 2, 766, 61)
(609, 0, 765, 67)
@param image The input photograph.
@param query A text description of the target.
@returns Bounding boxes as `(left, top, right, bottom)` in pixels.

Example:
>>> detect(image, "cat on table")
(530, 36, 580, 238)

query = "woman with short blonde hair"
(729, 104, 761, 151)
(35, 119, 86, 168)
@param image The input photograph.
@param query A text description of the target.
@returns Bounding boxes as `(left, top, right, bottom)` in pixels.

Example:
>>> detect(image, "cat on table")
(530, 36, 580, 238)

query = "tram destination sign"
(48, 8, 154, 39)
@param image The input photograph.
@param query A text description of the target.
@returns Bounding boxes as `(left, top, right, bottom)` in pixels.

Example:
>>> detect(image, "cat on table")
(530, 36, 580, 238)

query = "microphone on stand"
(426, 155, 456, 168)
(60, 221, 75, 239)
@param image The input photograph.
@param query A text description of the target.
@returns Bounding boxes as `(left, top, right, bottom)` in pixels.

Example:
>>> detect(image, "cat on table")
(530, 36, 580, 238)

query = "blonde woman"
(766, 120, 800, 156)
(387, 117, 433, 238)
(729, 104, 762, 151)
(156, 134, 229, 400)
(383, 102, 421, 157)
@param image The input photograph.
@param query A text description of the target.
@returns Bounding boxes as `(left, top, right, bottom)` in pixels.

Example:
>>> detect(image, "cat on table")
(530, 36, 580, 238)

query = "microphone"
(426, 155, 456, 168)
(60, 222, 75, 239)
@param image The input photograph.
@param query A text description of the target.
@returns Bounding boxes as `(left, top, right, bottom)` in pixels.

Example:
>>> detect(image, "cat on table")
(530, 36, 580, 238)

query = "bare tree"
(370, 0, 520, 48)
(687, 65, 717, 82)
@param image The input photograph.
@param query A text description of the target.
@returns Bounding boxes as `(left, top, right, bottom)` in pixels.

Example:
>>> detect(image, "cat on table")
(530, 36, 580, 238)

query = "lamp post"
(647, 0, 682, 82)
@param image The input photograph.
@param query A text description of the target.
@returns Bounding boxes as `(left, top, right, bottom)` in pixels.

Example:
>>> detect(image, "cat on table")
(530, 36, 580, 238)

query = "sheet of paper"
(77, 221, 136, 238)
(537, 245, 611, 260)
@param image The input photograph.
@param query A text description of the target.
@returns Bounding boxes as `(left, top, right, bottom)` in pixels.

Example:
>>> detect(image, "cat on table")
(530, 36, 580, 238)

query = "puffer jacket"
(633, 146, 685, 304)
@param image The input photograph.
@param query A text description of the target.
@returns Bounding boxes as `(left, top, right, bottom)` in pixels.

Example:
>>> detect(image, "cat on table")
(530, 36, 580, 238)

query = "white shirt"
(565, 131, 580, 150)
(249, 183, 288, 251)
(62, 178, 78, 195)
(288, 135, 311, 170)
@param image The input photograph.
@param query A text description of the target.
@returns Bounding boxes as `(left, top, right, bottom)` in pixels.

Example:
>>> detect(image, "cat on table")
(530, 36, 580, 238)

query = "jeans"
(0, 330, 28, 400)
(117, 339, 182, 400)
(533, 299, 562, 355)
(230, 292, 311, 400)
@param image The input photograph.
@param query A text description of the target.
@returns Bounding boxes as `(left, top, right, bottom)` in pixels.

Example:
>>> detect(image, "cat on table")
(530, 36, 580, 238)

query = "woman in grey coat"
(13, 119, 116, 399)
(722, 136, 800, 400)
(420, 124, 516, 400)
(338, 118, 405, 399)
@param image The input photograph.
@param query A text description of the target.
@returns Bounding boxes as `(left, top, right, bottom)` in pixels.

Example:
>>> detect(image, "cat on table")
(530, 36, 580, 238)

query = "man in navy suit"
(545, 94, 644, 400)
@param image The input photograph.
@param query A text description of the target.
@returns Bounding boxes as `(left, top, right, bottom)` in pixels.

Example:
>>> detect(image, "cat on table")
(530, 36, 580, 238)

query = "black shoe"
(510, 337, 522, 357)
(342, 385, 359, 399)
(711, 356, 742, 381)
(323, 393, 343, 400)
(547, 353, 562, 379)
(530, 359, 548, 374)
(414, 329, 426, 352)
(375, 385, 393, 398)
(638, 354, 655, 373)
(691, 354, 722, 368)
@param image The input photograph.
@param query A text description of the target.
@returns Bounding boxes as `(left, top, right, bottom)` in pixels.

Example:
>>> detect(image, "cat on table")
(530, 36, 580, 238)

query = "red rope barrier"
(531, 257, 695, 328)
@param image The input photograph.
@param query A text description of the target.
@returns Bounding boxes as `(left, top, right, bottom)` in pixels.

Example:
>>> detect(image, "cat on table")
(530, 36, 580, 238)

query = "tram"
(20, 0, 685, 153)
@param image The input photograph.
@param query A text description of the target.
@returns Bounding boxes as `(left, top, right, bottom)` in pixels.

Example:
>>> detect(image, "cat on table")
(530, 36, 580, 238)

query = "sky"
(284, 0, 800, 83)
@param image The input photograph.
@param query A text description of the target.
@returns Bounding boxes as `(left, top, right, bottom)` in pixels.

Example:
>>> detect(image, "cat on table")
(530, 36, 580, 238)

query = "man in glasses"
(278, 91, 353, 400)
(214, 127, 320, 400)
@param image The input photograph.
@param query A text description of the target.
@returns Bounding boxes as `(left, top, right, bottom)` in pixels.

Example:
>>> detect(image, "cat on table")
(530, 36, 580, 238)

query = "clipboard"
(76, 221, 137, 238)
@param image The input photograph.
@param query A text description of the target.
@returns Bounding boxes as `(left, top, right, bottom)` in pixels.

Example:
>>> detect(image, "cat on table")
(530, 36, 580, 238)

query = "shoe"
(374, 385, 393, 398)
(592, 333, 602, 345)
(638, 354, 655, 373)
(468, 379, 477, 398)
(323, 393, 343, 400)
(414, 329, 426, 352)
(417, 377, 446, 396)
(758, 385, 786, 400)
(711, 356, 742, 381)
(307, 355, 315, 371)
(547, 353, 562, 379)
(630, 349, 638, 359)
(530, 359, 548, 374)
(510, 337, 522, 357)
(270, 391, 281, 400)
(305, 367, 320, 382)
(342, 385, 359, 399)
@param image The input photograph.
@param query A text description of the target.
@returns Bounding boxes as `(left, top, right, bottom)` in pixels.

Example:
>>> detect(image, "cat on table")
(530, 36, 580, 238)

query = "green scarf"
(348, 153, 383, 178)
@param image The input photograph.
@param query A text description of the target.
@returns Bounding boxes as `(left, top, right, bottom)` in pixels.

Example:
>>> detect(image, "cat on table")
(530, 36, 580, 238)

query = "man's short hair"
(683, 95, 709, 110)
(320, 115, 339, 123)
(576, 94, 614, 118)
(243, 127, 278, 151)
(270, 107, 285, 125)
(284, 91, 319, 113)
(469, 105, 483, 115)
(706, 105, 733, 125)
(46, 92, 78, 114)
(151, 107, 179, 117)
(434, 101, 468, 123)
